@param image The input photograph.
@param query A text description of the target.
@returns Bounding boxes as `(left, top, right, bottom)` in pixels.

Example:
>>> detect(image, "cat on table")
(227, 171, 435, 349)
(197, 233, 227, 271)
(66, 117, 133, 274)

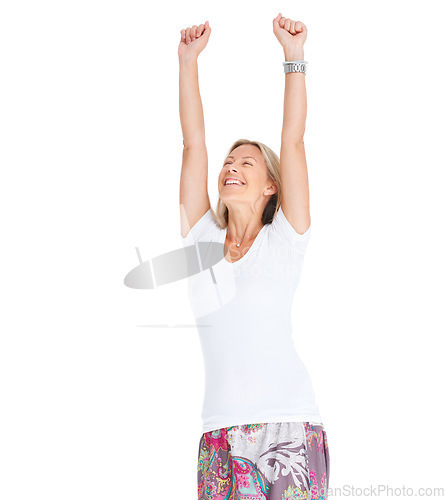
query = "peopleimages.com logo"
(328, 484, 444, 497)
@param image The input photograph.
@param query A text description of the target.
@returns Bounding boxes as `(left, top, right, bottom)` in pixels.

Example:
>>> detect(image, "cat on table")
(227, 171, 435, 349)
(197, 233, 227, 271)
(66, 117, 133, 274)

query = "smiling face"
(218, 144, 277, 207)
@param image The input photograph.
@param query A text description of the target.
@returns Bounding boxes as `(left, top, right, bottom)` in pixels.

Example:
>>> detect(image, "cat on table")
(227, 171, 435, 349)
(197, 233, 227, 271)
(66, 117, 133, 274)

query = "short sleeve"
(270, 206, 312, 254)
(180, 208, 219, 246)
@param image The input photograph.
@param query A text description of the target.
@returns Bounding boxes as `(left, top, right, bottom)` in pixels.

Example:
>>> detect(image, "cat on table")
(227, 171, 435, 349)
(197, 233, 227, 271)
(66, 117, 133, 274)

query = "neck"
(226, 208, 263, 244)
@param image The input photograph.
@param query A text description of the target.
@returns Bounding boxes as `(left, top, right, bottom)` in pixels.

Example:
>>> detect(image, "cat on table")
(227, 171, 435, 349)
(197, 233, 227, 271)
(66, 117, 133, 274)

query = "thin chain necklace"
(227, 225, 263, 248)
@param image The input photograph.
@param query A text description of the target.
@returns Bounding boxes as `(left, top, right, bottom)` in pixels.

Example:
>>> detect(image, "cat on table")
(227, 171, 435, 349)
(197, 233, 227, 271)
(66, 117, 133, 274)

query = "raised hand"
(178, 21, 211, 62)
(273, 13, 307, 55)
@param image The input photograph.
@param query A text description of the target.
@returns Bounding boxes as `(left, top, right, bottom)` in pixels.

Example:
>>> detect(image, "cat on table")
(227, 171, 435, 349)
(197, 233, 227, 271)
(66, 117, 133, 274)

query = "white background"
(1, 0, 444, 498)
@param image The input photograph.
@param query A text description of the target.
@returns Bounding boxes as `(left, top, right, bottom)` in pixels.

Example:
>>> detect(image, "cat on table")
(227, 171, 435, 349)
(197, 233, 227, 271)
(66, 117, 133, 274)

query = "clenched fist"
(178, 21, 211, 62)
(273, 13, 307, 55)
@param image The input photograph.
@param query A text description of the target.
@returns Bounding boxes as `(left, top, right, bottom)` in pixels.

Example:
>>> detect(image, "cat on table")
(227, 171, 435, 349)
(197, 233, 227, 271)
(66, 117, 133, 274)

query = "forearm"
(281, 47, 307, 144)
(179, 57, 206, 147)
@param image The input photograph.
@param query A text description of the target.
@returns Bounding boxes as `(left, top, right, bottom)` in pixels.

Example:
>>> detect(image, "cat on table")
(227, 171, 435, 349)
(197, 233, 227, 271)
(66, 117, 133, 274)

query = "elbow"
(183, 137, 207, 150)
(281, 130, 305, 146)
(281, 135, 305, 147)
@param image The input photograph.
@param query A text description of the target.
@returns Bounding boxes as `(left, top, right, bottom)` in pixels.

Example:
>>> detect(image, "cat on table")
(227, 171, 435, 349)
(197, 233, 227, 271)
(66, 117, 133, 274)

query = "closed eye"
(224, 162, 253, 167)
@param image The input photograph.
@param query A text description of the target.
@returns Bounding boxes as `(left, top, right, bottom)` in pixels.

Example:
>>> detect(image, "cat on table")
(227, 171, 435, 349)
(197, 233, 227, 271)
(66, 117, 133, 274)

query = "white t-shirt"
(181, 206, 323, 434)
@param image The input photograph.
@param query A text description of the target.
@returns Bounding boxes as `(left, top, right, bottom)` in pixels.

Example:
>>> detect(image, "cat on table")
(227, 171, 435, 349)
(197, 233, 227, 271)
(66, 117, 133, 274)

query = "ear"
(265, 183, 278, 196)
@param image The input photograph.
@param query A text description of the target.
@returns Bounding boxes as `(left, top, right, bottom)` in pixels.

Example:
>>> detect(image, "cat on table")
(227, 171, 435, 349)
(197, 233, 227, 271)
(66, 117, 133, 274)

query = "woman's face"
(218, 144, 276, 206)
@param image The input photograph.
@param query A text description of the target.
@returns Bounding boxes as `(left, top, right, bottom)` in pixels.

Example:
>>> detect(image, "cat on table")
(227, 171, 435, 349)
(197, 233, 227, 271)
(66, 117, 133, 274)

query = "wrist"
(284, 48, 304, 61)
(179, 54, 198, 67)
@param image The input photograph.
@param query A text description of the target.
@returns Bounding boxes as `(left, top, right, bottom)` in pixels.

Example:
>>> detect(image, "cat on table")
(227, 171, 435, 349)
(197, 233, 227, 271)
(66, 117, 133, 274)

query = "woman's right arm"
(178, 22, 212, 238)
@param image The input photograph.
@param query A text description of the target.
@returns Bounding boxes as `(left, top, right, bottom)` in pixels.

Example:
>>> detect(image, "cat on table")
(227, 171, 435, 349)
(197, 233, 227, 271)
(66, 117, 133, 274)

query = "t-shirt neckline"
(221, 223, 268, 266)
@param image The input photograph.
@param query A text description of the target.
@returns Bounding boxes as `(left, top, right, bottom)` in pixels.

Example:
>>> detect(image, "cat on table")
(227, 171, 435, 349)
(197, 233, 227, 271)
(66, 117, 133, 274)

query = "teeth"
(225, 180, 243, 185)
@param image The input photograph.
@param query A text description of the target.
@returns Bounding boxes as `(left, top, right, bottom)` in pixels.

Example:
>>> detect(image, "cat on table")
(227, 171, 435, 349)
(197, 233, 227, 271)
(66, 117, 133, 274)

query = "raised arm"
(273, 13, 311, 235)
(178, 21, 212, 238)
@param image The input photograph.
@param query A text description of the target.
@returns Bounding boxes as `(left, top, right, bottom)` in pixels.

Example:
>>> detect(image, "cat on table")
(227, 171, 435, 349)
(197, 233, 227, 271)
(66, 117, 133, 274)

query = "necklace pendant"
(236, 243, 241, 247)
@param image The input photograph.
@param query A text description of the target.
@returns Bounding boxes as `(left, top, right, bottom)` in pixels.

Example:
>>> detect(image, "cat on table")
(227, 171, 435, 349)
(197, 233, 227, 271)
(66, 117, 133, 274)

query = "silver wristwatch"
(283, 60, 308, 75)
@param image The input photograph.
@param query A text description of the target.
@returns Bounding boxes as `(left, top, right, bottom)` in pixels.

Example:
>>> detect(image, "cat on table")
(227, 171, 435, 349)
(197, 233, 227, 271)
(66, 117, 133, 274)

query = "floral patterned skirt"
(197, 421, 329, 500)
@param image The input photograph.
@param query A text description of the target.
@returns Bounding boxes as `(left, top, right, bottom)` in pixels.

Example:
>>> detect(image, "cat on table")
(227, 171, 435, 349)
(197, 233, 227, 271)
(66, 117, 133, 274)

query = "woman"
(178, 13, 330, 500)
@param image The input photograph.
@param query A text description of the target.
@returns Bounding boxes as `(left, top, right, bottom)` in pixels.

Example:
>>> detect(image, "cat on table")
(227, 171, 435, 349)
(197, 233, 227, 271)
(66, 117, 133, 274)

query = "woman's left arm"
(273, 13, 310, 235)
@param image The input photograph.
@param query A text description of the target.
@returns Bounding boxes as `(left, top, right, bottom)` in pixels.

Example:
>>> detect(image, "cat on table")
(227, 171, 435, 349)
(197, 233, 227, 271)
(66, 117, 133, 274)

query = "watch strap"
(283, 60, 308, 75)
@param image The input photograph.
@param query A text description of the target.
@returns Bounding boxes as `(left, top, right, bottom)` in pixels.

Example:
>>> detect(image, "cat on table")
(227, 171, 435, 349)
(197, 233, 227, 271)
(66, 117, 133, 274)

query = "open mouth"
(224, 178, 245, 186)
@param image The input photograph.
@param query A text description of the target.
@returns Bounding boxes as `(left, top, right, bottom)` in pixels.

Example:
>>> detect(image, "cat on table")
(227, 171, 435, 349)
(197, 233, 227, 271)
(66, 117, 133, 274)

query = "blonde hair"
(213, 138, 282, 229)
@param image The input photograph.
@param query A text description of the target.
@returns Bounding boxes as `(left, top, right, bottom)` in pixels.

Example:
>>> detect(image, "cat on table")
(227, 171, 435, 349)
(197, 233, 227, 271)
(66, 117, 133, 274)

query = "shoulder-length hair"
(212, 138, 282, 229)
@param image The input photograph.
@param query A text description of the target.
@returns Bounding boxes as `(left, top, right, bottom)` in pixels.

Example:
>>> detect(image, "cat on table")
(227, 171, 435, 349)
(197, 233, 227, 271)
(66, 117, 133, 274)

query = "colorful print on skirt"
(197, 421, 329, 500)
